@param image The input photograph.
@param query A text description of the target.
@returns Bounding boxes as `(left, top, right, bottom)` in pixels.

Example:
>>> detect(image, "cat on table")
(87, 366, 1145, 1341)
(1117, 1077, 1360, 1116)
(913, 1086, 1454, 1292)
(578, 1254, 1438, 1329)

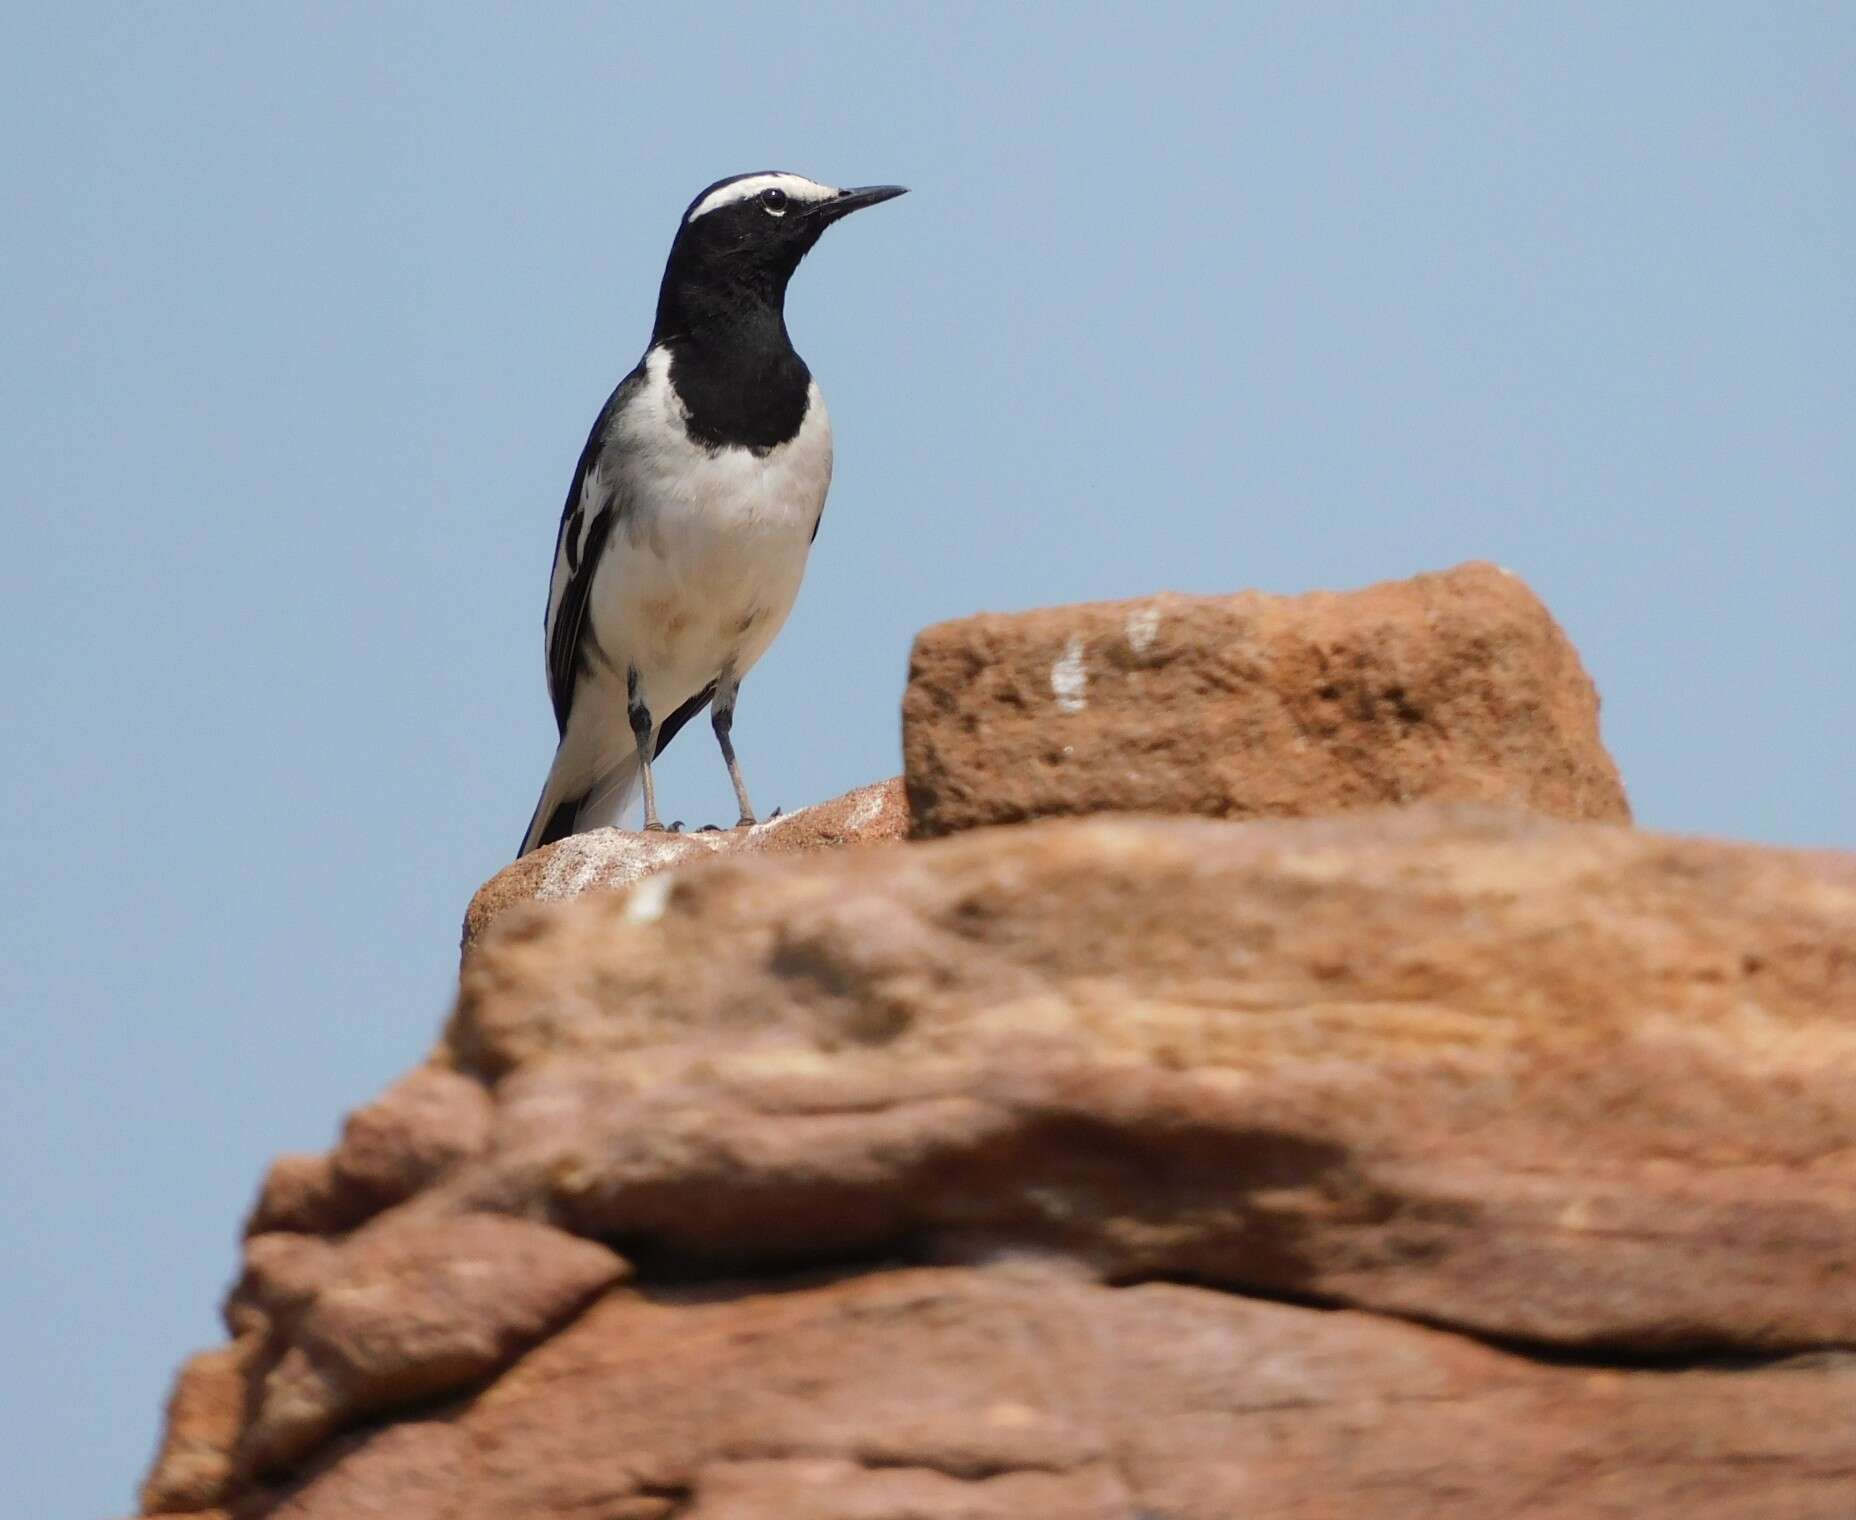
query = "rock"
(325, 1068, 493, 1211)
(229, 1214, 626, 1477)
(447, 806, 1856, 1353)
(139, 1338, 256, 1514)
(145, 802, 1856, 1514)
(217, 1267, 1856, 1519)
(244, 1153, 368, 1239)
(903, 562, 1630, 836)
(246, 1069, 493, 1238)
(461, 777, 908, 956)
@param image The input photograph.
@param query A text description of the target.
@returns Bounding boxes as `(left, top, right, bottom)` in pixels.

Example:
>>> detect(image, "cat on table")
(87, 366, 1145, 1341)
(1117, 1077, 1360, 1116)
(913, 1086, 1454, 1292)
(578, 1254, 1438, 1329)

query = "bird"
(517, 171, 907, 859)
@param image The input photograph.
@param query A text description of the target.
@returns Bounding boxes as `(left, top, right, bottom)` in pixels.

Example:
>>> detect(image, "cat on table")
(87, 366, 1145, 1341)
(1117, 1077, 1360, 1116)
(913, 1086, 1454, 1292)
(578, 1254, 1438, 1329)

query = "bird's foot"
(642, 819, 685, 835)
(734, 813, 757, 829)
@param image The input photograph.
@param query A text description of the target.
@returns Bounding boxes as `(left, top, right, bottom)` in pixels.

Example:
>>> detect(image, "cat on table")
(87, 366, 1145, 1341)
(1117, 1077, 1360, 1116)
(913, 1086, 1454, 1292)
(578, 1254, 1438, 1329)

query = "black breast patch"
(665, 335, 812, 454)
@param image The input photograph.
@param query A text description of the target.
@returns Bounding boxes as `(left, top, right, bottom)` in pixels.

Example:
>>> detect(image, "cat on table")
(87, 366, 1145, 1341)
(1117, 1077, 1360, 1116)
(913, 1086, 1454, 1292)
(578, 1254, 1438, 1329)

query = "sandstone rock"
(146, 805, 1856, 1514)
(325, 1068, 492, 1209)
(461, 777, 908, 956)
(139, 1337, 256, 1514)
(219, 1267, 1856, 1520)
(246, 1069, 493, 1238)
(228, 1214, 625, 1478)
(244, 1153, 367, 1239)
(903, 562, 1630, 836)
(447, 806, 1856, 1352)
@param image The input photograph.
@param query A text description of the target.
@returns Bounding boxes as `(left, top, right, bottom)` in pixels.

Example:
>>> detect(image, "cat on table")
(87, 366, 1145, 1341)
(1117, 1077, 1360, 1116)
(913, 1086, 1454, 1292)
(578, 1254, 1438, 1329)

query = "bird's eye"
(759, 187, 788, 216)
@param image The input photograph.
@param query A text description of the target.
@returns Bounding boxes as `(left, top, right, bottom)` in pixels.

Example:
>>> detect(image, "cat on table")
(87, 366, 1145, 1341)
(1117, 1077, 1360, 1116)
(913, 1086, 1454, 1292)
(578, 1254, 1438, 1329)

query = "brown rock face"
(141, 575, 1856, 1520)
(225, 1213, 624, 1481)
(140, 1339, 255, 1514)
(210, 1269, 1856, 1520)
(247, 1068, 493, 1237)
(445, 807, 1856, 1353)
(903, 562, 1631, 836)
(144, 805, 1856, 1519)
(460, 776, 907, 956)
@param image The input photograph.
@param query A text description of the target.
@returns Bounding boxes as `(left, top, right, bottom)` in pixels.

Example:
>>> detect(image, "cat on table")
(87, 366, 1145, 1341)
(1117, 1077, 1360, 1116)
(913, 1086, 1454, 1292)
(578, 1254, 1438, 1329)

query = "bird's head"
(654, 172, 907, 337)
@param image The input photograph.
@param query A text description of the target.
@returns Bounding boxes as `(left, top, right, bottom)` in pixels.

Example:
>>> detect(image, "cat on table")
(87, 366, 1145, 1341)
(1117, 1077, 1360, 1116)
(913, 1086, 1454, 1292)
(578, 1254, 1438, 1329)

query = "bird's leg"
(627, 667, 668, 833)
(712, 672, 757, 828)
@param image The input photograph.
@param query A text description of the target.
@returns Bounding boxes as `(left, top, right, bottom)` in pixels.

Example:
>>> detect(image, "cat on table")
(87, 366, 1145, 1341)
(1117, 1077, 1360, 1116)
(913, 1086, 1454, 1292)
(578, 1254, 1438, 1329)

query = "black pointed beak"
(813, 184, 909, 225)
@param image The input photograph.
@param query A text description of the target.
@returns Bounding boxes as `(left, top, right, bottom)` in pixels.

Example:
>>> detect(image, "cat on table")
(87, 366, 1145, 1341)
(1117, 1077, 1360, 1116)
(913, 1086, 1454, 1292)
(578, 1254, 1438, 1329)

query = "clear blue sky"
(3, 5, 1851, 1514)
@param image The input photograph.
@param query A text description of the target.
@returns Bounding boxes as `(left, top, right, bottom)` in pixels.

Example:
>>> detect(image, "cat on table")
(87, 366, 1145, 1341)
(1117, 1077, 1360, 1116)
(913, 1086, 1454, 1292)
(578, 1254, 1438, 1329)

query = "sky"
(2, 4, 1851, 1514)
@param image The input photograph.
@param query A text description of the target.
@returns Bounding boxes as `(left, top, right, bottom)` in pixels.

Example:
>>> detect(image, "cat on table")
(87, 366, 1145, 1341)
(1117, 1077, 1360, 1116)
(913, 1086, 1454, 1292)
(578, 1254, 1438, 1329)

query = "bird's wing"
(544, 365, 646, 737)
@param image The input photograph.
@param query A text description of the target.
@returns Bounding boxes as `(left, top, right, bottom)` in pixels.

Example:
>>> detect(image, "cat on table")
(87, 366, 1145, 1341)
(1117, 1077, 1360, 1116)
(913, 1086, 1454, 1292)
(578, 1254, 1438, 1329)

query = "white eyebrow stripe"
(686, 173, 841, 223)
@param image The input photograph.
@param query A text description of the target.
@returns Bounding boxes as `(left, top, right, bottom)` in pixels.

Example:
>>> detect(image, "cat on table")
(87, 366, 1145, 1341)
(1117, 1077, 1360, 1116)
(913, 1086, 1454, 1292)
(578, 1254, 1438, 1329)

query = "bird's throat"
(658, 319, 813, 456)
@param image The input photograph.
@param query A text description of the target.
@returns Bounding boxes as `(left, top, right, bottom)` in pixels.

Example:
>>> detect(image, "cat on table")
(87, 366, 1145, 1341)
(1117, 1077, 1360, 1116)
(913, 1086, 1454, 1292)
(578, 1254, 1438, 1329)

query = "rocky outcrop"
(142, 1341, 251, 1515)
(138, 567, 1856, 1519)
(442, 807, 1856, 1352)
(246, 1068, 494, 1238)
(461, 777, 907, 956)
(904, 561, 1630, 836)
(139, 1208, 624, 1513)
(144, 810, 1856, 1516)
(171, 1268, 1856, 1520)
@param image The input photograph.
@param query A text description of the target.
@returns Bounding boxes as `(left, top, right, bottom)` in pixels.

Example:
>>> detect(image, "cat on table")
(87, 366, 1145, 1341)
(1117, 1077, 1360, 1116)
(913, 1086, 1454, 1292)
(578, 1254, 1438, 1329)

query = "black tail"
(520, 791, 586, 858)
(515, 680, 719, 859)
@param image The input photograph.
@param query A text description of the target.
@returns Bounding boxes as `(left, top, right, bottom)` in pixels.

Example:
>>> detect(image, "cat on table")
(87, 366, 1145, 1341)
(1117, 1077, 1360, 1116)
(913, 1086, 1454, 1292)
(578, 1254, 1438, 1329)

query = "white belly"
(587, 348, 833, 722)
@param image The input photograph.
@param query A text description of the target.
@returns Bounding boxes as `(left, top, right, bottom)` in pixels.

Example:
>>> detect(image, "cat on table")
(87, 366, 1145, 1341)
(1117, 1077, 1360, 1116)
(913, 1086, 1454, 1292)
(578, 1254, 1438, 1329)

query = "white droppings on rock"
(534, 835, 615, 902)
(1051, 636, 1088, 714)
(535, 830, 722, 903)
(621, 872, 676, 925)
(845, 788, 886, 832)
(1125, 605, 1161, 654)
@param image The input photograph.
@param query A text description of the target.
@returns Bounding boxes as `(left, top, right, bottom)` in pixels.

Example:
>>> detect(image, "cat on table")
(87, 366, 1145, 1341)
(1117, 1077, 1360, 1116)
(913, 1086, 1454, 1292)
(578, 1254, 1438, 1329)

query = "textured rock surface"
(904, 562, 1630, 836)
(443, 807, 1856, 1351)
(248, 1068, 493, 1237)
(461, 777, 907, 956)
(140, 1339, 255, 1514)
(205, 1268, 1856, 1520)
(224, 1214, 624, 1481)
(142, 803, 1856, 1516)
